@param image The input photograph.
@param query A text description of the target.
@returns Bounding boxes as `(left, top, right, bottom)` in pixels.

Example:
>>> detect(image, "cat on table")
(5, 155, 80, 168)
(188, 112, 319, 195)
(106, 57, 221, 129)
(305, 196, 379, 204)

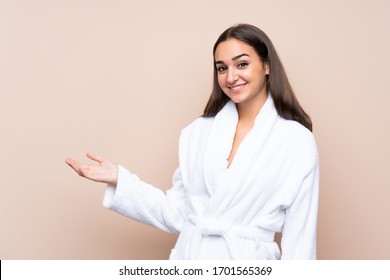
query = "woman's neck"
(236, 93, 268, 123)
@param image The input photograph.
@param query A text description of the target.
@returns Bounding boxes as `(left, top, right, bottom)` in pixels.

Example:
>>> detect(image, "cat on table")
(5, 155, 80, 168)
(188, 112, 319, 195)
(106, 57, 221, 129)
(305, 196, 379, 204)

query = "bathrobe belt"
(186, 215, 275, 259)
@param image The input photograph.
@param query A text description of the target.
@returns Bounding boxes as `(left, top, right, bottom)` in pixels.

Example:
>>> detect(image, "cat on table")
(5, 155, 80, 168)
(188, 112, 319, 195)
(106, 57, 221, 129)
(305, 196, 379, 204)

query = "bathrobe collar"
(203, 94, 279, 216)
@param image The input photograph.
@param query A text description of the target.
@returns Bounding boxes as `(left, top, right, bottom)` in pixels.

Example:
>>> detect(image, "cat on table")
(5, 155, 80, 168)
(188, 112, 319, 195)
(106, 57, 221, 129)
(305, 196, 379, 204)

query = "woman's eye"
(238, 62, 248, 68)
(217, 66, 227, 73)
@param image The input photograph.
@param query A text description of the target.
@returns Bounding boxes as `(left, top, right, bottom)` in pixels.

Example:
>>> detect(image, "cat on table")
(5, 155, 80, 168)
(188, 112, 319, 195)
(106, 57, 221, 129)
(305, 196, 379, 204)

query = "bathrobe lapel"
(203, 95, 279, 217)
(203, 100, 238, 197)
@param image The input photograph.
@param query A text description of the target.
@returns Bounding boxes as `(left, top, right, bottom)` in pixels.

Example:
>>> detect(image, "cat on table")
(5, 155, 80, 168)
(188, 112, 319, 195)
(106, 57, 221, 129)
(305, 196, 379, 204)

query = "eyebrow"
(215, 53, 249, 65)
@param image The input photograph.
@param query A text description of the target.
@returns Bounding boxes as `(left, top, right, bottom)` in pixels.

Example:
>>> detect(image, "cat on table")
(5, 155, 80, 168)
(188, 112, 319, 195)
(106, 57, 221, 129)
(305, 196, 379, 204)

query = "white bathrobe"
(103, 95, 319, 260)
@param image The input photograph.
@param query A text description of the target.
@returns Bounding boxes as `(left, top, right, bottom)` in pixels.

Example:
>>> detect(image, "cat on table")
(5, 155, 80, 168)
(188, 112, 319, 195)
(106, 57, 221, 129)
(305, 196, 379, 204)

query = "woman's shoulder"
(177, 116, 215, 148)
(181, 115, 214, 134)
(276, 117, 315, 141)
(273, 117, 318, 158)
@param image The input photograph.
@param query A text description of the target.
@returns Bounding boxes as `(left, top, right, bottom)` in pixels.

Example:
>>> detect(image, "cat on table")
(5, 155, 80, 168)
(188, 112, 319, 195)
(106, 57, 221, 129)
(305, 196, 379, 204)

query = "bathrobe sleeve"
(280, 140, 320, 260)
(102, 165, 188, 234)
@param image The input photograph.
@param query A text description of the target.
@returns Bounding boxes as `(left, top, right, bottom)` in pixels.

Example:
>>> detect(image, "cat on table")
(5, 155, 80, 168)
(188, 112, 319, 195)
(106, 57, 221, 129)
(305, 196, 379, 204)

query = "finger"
(65, 158, 83, 175)
(65, 157, 77, 168)
(86, 153, 104, 164)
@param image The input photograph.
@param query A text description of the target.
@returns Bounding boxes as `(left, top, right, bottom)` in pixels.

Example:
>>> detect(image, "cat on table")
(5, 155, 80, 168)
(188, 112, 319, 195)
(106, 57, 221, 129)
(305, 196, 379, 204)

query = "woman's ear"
(265, 61, 270, 75)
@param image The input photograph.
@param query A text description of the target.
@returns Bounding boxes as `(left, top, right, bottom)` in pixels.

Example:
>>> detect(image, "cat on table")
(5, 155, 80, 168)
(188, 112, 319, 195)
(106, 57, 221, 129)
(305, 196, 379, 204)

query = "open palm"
(65, 153, 118, 186)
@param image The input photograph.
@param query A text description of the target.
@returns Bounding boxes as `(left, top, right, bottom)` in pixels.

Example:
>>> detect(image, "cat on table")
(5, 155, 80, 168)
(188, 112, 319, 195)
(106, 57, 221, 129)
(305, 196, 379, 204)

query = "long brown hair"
(203, 24, 312, 131)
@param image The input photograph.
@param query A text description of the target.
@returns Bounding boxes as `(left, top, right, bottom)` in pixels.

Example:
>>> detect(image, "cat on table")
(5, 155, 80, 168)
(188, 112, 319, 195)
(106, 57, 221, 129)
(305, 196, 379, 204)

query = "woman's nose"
(226, 68, 238, 84)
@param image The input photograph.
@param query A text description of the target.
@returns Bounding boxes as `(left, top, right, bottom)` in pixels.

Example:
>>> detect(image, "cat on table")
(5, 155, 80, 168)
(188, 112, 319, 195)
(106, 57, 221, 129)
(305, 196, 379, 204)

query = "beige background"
(1, 0, 389, 259)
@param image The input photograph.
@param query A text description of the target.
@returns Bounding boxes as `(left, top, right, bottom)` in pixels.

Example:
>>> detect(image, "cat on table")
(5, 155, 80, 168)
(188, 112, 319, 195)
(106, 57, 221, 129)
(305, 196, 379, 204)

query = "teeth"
(230, 84, 246, 89)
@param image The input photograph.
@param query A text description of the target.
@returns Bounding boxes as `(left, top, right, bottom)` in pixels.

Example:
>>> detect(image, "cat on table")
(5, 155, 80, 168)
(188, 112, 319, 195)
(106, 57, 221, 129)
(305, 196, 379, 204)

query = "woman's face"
(214, 38, 269, 108)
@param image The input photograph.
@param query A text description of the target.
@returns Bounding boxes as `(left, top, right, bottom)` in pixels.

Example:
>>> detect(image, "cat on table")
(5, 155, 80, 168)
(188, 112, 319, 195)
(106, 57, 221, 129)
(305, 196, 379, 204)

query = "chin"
(228, 95, 247, 104)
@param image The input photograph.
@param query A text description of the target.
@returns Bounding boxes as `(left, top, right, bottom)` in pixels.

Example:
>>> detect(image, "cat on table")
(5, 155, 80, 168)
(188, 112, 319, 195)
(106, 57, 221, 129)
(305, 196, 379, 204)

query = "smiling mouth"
(228, 83, 247, 91)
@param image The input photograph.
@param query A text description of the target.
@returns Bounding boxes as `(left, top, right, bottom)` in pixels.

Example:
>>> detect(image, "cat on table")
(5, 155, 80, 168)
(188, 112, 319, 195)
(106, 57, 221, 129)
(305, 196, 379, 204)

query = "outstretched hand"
(65, 153, 118, 186)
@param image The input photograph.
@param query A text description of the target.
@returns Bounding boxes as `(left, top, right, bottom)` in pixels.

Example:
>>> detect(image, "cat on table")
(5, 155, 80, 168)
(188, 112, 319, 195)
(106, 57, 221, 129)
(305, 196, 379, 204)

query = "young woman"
(66, 24, 319, 260)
